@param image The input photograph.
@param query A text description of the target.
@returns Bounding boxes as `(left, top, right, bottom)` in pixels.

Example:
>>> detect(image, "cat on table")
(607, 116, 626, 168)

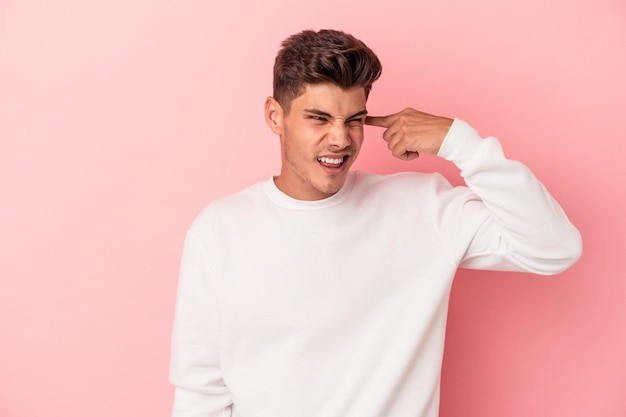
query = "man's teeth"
(318, 156, 344, 164)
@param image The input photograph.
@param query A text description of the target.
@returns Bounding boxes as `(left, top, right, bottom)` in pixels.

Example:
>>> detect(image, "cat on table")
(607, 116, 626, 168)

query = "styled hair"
(273, 29, 382, 112)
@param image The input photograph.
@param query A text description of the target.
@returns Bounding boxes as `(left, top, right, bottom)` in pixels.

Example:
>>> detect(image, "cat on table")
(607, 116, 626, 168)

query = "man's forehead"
(296, 83, 367, 116)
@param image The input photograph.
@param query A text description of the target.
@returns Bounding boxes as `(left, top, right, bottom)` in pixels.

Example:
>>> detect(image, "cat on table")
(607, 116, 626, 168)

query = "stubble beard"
(284, 149, 348, 198)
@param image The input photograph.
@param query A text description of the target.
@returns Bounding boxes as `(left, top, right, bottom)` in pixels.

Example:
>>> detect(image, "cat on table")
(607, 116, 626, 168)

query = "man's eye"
(347, 119, 364, 127)
(308, 116, 328, 122)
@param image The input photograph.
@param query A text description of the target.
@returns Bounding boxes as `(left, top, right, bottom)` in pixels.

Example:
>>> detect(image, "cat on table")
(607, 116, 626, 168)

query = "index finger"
(365, 115, 393, 128)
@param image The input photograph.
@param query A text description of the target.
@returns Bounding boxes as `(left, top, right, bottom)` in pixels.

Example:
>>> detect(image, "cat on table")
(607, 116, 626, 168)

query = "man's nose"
(327, 121, 351, 149)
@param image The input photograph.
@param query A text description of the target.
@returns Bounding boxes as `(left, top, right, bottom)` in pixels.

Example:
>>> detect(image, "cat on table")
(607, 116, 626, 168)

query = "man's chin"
(315, 177, 347, 197)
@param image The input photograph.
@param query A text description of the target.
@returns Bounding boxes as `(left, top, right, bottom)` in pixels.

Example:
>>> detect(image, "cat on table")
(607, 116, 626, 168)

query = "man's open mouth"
(318, 155, 347, 168)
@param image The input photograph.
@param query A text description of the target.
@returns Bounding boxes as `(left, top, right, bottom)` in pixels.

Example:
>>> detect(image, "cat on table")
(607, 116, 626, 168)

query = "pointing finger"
(365, 115, 392, 128)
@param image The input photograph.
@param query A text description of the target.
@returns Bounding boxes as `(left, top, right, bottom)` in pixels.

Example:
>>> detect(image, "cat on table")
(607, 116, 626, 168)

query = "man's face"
(266, 83, 367, 201)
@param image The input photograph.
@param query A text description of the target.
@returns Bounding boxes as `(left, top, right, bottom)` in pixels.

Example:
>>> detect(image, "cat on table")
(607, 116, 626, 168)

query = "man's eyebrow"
(303, 108, 368, 120)
(303, 108, 333, 118)
(347, 109, 368, 120)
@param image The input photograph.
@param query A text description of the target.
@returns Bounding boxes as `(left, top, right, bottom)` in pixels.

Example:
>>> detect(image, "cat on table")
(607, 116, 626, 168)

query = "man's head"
(266, 29, 382, 201)
(272, 29, 382, 113)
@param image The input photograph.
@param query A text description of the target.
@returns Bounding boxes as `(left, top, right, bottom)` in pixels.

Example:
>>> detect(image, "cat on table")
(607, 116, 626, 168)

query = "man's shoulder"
(354, 170, 447, 193)
(189, 179, 268, 228)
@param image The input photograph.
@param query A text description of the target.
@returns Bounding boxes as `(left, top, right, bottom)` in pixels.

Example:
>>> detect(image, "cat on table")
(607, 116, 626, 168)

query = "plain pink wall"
(1, 1, 625, 416)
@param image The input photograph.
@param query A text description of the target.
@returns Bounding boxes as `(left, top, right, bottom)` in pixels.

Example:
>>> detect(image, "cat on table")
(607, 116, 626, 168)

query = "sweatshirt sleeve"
(436, 118, 582, 275)
(170, 219, 233, 417)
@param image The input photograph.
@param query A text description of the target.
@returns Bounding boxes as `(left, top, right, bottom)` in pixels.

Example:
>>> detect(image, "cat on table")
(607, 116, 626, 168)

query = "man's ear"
(265, 97, 284, 135)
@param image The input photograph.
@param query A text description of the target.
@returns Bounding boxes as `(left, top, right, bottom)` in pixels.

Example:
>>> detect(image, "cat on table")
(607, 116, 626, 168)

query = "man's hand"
(366, 108, 454, 161)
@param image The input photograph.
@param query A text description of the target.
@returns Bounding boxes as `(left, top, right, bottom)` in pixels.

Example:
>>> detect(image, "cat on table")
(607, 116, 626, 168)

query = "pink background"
(1, 1, 625, 416)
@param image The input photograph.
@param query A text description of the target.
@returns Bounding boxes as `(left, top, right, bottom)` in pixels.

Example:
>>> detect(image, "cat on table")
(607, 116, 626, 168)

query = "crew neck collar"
(263, 172, 355, 210)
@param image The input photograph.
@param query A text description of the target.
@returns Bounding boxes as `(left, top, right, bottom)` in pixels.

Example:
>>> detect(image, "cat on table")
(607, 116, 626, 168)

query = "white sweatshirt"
(170, 119, 582, 417)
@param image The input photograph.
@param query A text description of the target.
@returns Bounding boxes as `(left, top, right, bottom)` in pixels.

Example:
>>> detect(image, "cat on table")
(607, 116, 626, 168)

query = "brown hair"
(273, 29, 382, 112)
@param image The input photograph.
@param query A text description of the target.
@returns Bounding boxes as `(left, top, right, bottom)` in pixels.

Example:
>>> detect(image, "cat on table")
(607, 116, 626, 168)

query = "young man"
(170, 29, 582, 417)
